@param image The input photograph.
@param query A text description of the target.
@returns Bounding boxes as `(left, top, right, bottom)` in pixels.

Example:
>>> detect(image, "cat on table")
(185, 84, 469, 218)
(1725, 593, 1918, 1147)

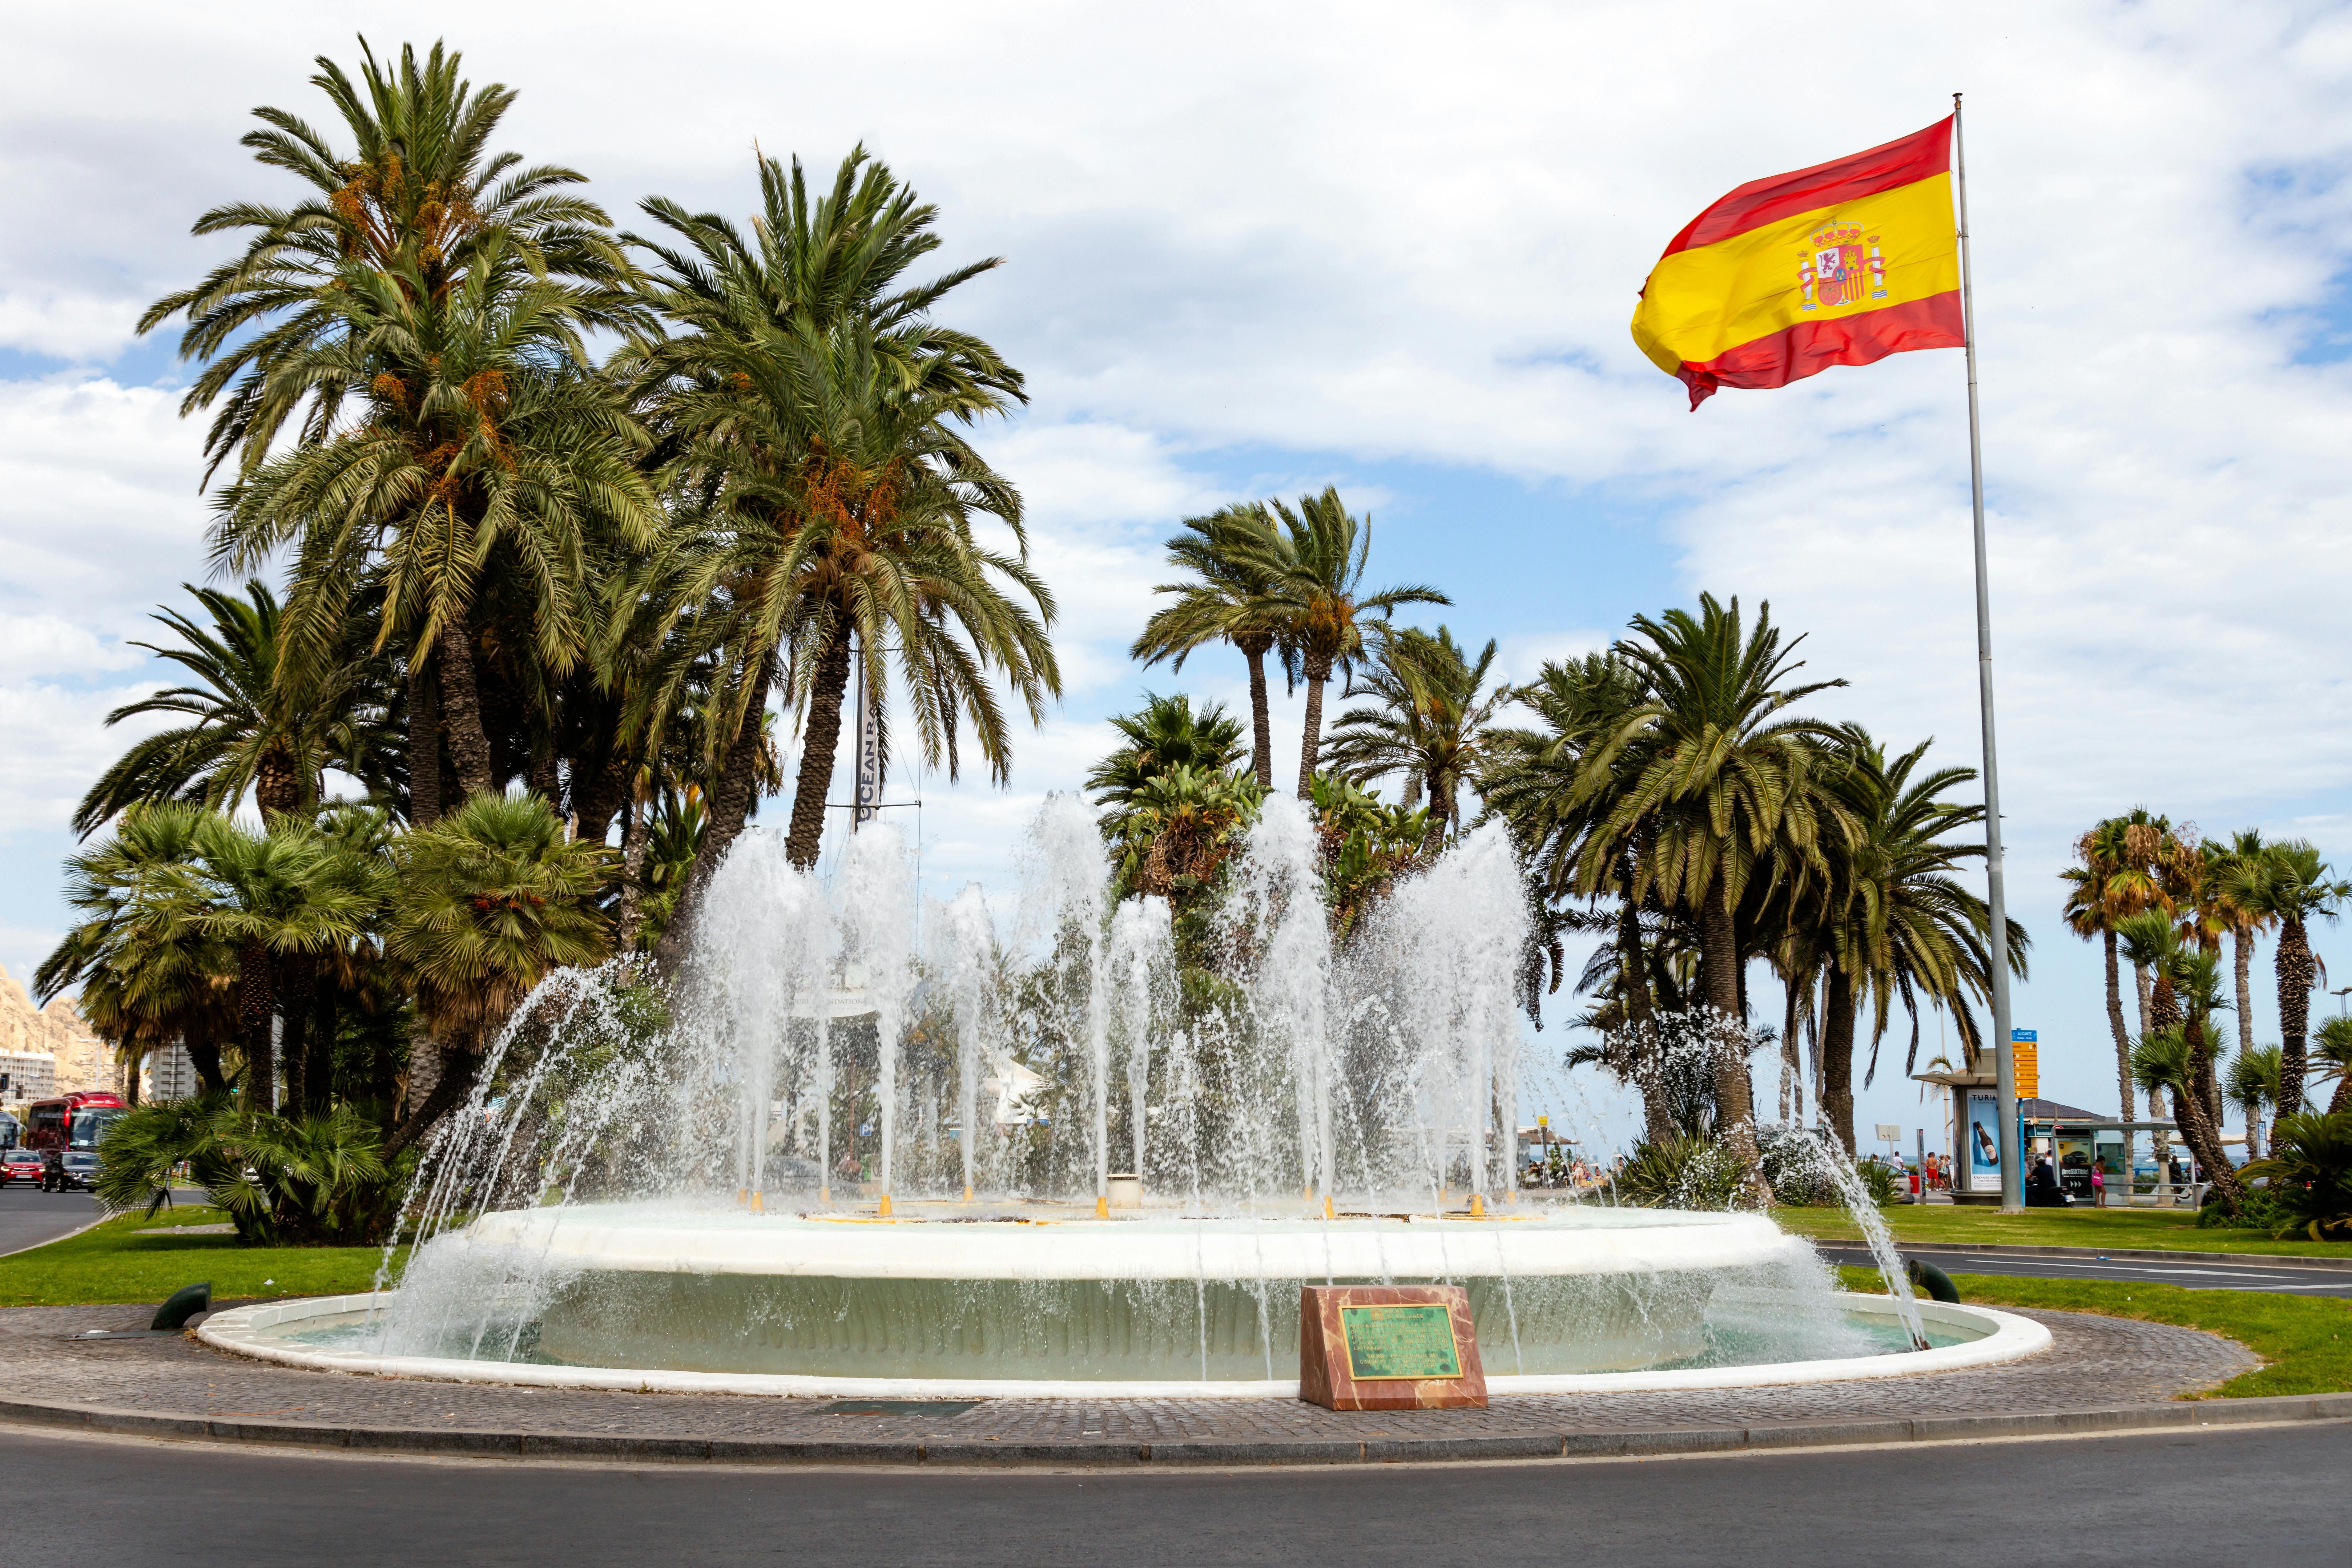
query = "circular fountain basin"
(192, 1201, 2047, 1395)
(199, 1286, 2048, 1400)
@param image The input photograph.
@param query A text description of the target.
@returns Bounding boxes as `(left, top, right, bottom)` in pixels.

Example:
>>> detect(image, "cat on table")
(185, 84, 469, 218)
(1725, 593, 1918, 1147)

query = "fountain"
(199, 796, 2047, 1396)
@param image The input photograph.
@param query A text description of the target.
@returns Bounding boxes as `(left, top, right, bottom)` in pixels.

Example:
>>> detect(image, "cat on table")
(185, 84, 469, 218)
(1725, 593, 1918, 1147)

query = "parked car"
(0, 1147, 44, 1186)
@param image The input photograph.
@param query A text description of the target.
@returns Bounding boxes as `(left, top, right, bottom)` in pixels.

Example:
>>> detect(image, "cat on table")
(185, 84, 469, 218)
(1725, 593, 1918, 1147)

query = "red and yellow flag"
(1631, 119, 1963, 409)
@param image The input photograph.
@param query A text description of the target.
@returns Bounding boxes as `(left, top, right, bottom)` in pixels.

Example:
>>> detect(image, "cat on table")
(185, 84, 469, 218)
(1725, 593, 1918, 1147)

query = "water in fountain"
(359, 794, 1947, 1385)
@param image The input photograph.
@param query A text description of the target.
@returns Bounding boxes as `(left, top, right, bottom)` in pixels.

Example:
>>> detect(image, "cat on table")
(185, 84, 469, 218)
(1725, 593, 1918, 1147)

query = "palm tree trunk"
(237, 940, 273, 1112)
(278, 977, 308, 1116)
(435, 621, 495, 801)
(255, 742, 303, 824)
(1820, 965, 1858, 1156)
(2277, 917, 2314, 1116)
(2174, 1019, 2243, 1214)
(616, 787, 651, 953)
(1778, 971, 1802, 1125)
(386, 1043, 480, 1161)
(2104, 929, 2132, 1119)
(408, 649, 442, 827)
(786, 622, 856, 871)
(1240, 638, 1275, 790)
(2133, 963, 2152, 1038)
(1617, 896, 1674, 1146)
(571, 749, 628, 846)
(309, 984, 337, 1116)
(1697, 881, 1761, 1178)
(2331, 1075, 2352, 1116)
(2232, 927, 2256, 1059)
(1297, 658, 1331, 800)
(651, 654, 780, 977)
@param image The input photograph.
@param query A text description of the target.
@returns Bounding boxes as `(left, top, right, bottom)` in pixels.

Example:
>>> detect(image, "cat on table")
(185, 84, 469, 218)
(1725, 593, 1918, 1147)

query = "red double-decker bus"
(25, 1090, 126, 1155)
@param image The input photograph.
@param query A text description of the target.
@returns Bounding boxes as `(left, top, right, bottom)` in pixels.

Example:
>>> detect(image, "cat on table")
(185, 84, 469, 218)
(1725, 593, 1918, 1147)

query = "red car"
(0, 1147, 45, 1186)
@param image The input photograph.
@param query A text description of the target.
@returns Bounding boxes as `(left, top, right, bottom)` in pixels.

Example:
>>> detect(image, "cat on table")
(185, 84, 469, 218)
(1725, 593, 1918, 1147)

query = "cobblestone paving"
(0, 1302, 2256, 1444)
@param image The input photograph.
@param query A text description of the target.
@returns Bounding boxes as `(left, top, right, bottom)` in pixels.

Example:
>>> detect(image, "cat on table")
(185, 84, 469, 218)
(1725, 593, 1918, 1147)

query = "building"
(149, 1040, 201, 1102)
(1, 1048, 58, 1102)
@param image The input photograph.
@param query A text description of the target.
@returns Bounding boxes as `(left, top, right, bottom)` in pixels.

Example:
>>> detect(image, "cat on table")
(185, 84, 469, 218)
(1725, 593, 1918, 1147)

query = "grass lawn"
(1778, 1201, 2351, 1258)
(1835, 1264, 2352, 1398)
(0, 1205, 397, 1309)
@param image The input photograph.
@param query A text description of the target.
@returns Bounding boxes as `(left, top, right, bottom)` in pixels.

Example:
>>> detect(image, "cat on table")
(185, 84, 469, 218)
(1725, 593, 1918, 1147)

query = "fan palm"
(625, 148, 1047, 884)
(2227, 1042, 2282, 1159)
(1231, 488, 1447, 800)
(385, 791, 614, 1151)
(1087, 693, 1247, 824)
(142, 39, 650, 824)
(37, 804, 239, 1095)
(185, 813, 378, 1112)
(2233, 841, 2350, 1115)
(2311, 1016, 2352, 1116)
(74, 580, 397, 835)
(1323, 624, 1504, 851)
(1131, 504, 1291, 788)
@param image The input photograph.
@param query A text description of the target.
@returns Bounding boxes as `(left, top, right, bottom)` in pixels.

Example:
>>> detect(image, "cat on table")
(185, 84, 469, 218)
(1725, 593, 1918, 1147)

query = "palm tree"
(74, 581, 398, 835)
(626, 148, 1049, 884)
(1323, 624, 1504, 851)
(1104, 764, 1268, 907)
(1234, 487, 1447, 800)
(385, 792, 614, 1152)
(2310, 1015, 2352, 1116)
(2226, 1042, 2282, 1159)
(2198, 830, 2275, 1074)
(1086, 693, 1247, 821)
(37, 804, 239, 1094)
(1810, 729, 2025, 1155)
(1571, 595, 1847, 1171)
(2113, 909, 2187, 1186)
(185, 814, 377, 1112)
(2062, 813, 2176, 1124)
(2234, 841, 2350, 1115)
(1484, 651, 1678, 1143)
(2135, 944, 2246, 1215)
(1132, 504, 1291, 788)
(141, 39, 650, 825)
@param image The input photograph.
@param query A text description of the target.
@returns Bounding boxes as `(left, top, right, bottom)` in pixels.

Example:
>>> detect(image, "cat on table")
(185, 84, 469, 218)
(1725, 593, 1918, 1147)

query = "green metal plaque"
(1339, 1303, 1462, 1381)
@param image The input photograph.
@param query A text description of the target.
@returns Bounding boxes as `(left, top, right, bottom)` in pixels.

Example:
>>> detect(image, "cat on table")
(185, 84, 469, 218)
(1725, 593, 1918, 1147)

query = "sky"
(4, 0, 2351, 1158)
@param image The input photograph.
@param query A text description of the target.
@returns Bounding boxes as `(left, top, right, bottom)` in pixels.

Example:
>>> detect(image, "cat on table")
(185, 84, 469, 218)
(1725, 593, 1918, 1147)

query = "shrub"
(2239, 1112, 2352, 1242)
(1617, 1134, 1748, 1210)
(95, 1095, 413, 1245)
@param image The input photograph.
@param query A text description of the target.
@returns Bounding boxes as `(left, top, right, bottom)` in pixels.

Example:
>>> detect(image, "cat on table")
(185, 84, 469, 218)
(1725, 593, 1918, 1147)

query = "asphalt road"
(0, 1182, 96, 1256)
(1818, 1241, 2352, 1297)
(5, 1420, 2347, 1567)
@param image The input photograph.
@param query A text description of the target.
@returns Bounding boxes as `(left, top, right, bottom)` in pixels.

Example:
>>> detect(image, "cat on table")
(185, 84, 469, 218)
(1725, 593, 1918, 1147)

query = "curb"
(2, 1389, 2346, 1467)
(1815, 1242, 2352, 1272)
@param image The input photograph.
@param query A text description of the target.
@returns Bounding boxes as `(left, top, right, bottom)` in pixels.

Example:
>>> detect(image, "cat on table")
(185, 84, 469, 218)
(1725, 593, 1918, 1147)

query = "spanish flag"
(1631, 119, 1963, 410)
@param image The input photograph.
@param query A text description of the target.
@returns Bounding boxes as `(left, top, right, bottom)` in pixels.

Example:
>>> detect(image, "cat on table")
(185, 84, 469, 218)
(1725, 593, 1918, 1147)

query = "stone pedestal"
(1298, 1284, 1486, 1411)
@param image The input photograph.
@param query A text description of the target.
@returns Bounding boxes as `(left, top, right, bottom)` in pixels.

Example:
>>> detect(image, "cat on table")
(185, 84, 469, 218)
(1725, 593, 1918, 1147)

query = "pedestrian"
(2090, 1164, 2105, 1208)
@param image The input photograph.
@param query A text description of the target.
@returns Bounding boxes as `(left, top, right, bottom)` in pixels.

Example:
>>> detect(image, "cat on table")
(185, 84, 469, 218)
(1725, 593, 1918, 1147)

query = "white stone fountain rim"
(197, 1292, 2050, 1401)
(448, 1204, 1807, 1280)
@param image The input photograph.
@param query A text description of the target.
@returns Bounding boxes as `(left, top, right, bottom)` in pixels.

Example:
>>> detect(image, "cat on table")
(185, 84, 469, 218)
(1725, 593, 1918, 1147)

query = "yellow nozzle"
(877, 1194, 893, 1218)
(1095, 1194, 1110, 1219)
(1323, 1195, 1335, 1220)
(1469, 1193, 1486, 1218)
(962, 1184, 974, 1204)
(750, 1190, 764, 1213)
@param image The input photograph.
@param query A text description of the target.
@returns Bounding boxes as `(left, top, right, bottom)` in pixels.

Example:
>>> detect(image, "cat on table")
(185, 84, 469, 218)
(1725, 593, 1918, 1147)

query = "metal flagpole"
(1953, 92, 2022, 1212)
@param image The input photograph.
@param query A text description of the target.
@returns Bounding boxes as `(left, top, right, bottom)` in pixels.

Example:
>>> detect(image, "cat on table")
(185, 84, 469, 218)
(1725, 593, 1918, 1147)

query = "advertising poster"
(1966, 1090, 2002, 1186)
